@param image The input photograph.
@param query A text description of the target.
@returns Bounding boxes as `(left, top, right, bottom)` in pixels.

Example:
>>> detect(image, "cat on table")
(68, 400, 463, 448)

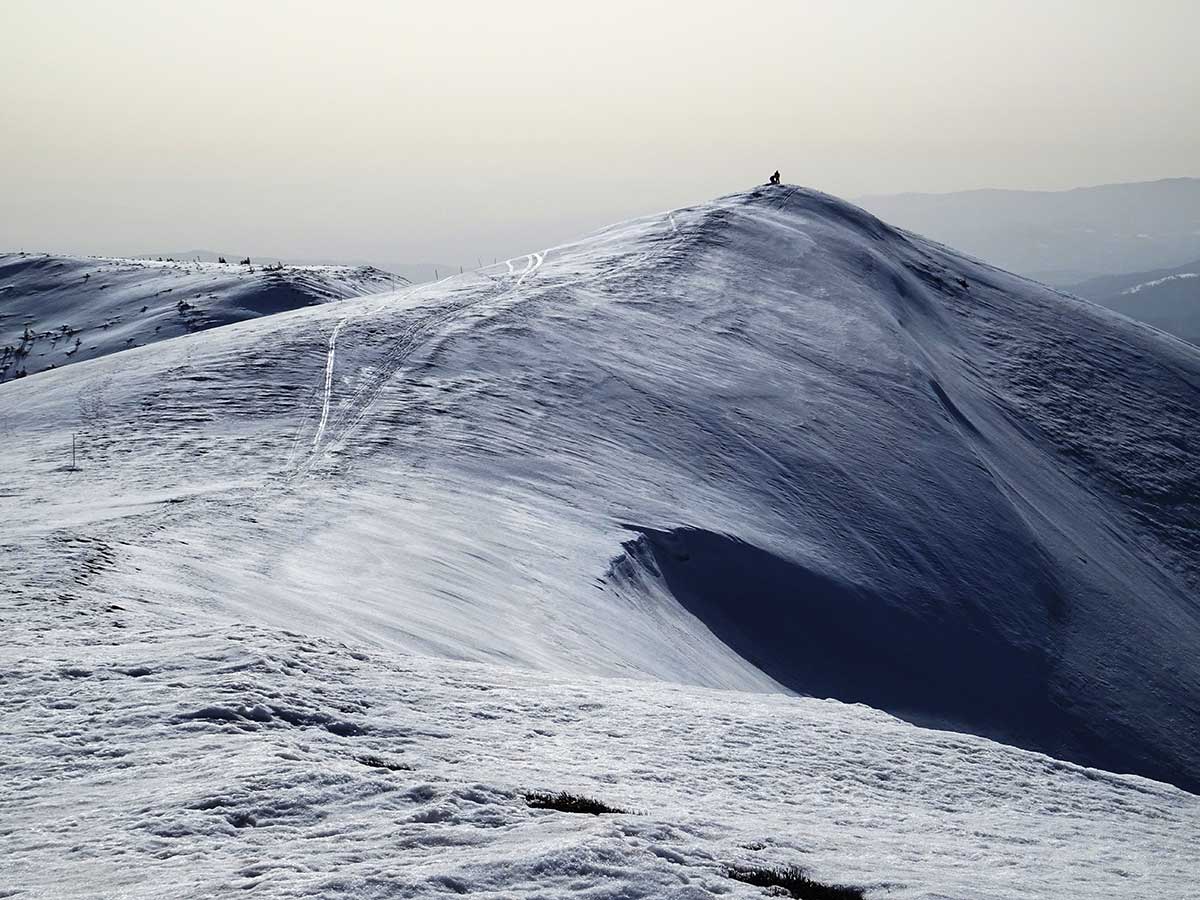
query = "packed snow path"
(2, 187, 1200, 895)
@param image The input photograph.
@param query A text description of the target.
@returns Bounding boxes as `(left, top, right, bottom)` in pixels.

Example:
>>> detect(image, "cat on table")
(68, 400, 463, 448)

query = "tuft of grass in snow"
(725, 864, 865, 900)
(524, 790, 628, 815)
(356, 754, 411, 772)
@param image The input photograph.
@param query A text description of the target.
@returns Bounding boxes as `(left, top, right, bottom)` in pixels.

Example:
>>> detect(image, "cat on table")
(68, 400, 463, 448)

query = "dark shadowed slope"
(2, 187, 1198, 793)
(613, 525, 1066, 750)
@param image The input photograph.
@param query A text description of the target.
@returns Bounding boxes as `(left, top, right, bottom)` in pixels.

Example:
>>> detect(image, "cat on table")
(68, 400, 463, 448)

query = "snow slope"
(0, 253, 400, 381)
(3, 186, 1200, 896)
(4, 619, 1198, 899)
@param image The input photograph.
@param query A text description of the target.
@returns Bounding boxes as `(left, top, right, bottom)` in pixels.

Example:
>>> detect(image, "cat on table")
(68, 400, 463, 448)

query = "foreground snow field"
(2, 186, 1199, 896)
(4, 618, 1198, 900)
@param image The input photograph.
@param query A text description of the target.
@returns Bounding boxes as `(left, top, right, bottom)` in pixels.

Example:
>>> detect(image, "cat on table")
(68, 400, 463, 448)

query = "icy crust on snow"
(3, 616, 1198, 900)
(1, 186, 1199, 801)
(0, 252, 399, 381)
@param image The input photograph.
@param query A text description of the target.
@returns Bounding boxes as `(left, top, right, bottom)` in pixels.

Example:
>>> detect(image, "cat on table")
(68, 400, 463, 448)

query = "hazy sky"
(3, 0, 1198, 267)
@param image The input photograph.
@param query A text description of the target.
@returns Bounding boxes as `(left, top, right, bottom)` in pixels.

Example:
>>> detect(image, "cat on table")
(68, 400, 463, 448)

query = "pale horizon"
(4, 0, 1198, 267)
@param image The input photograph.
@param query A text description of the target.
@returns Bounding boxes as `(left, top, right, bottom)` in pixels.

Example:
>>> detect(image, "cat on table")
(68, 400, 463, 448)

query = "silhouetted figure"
(768, 170, 781, 185)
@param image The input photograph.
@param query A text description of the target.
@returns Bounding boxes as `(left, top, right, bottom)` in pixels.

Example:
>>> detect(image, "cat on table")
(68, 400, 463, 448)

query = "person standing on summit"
(768, 170, 781, 185)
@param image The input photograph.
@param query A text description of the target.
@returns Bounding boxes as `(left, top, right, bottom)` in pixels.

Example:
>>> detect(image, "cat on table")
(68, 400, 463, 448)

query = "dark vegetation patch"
(226, 811, 257, 829)
(726, 864, 865, 900)
(357, 754, 411, 772)
(175, 703, 366, 736)
(524, 790, 628, 815)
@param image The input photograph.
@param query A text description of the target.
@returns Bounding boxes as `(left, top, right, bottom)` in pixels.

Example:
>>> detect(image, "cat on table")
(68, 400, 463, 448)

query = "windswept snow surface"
(3, 187, 1200, 896)
(0, 253, 399, 381)
(4, 621, 1198, 899)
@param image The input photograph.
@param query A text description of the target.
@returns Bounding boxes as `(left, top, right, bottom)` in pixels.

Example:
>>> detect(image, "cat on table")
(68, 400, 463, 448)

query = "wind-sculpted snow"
(3, 618, 1198, 899)
(611, 525, 1066, 754)
(2, 187, 1200, 893)
(0, 252, 399, 381)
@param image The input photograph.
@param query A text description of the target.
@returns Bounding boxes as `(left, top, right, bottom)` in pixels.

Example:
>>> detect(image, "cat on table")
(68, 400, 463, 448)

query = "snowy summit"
(3, 186, 1199, 899)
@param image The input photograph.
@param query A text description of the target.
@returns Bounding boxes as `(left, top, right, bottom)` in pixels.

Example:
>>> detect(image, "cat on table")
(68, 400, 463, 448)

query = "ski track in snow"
(313, 316, 349, 449)
(313, 253, 547, 461)
(288, 243, 608, 482)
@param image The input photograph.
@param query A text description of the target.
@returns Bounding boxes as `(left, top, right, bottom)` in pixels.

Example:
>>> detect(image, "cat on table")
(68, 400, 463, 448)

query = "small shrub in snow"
(524, 790, 627, 815)
(725, 864, 865, 900)
(357, 754, 410, 771)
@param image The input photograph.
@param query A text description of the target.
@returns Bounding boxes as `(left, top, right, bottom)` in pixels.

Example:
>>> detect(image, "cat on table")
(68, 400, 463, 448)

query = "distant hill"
(1069, 258, 1200, 346)
(0, 253, 398, 381)
(859, 177, 1200, 285)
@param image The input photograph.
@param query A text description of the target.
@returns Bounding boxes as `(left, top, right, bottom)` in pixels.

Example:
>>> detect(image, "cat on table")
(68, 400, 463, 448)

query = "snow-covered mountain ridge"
(4, 186, 1199, 789)
(0, 253, 400, 381)
(3, 186, 1200, 896)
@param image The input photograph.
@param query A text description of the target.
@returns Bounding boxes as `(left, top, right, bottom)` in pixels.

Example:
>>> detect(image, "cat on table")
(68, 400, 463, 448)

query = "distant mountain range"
(859, 177, 1200, 285)
(1068, 258, 1200, 347)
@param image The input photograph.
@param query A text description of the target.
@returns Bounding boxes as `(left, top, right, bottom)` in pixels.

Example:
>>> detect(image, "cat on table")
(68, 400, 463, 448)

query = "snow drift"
(2, 187, 1198, 799)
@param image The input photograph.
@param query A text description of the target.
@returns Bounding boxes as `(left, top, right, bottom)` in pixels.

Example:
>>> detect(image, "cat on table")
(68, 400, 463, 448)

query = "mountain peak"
(3, 190, 1199, 795)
